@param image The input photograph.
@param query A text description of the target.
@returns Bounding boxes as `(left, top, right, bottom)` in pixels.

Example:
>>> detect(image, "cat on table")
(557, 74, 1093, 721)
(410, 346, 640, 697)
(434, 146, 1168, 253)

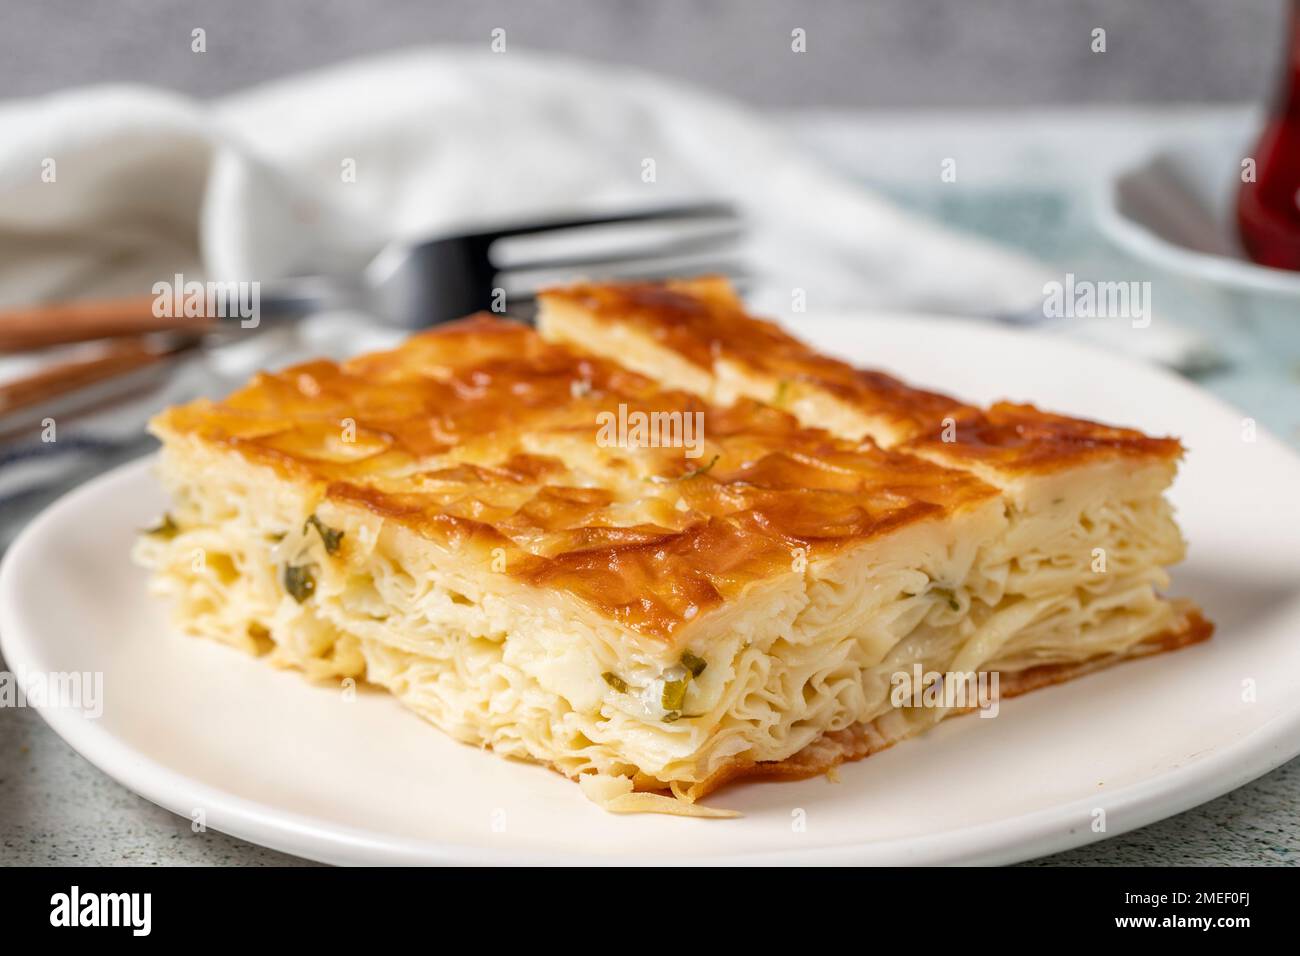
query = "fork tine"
(472, 202, 737, 241)
(386, 202, 744, 329)
(493, 224, 743, 275)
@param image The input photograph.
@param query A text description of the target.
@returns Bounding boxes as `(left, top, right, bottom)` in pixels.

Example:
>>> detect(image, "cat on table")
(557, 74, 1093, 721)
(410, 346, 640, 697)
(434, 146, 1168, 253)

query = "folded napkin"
(0, 47, 1196, 543)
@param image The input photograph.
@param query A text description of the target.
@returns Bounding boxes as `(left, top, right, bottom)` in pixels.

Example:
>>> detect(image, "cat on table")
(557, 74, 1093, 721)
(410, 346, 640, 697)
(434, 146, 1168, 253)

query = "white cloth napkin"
(0, 47, 1060, 315)
(0, 48, 1205, 537)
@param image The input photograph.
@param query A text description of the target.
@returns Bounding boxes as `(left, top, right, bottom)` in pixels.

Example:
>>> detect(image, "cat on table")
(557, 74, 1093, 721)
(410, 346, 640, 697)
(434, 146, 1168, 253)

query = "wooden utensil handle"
(0, 338, 194, 415)
(0, 295, 215, 352)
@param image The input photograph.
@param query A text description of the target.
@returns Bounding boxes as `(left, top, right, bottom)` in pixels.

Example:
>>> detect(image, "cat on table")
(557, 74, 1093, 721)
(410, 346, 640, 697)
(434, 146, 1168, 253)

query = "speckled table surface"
(2, 107, 1298, 866)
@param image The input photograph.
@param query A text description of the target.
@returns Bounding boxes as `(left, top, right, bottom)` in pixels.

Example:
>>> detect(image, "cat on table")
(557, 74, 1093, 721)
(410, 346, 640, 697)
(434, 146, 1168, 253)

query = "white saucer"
(1098, 136, 1300, 297)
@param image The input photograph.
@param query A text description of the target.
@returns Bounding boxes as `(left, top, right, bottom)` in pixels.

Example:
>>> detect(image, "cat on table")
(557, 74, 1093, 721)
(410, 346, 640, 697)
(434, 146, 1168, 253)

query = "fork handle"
(0, 295, 215, 352)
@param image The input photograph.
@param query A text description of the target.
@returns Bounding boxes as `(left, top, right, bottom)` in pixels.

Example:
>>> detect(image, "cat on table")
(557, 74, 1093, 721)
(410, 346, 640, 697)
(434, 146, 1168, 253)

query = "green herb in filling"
(602, 672, 629, 694)
(679, 454, 720, 481)
(283, 564, 317, 603)
(661, 678, 689, 712)
(662, 711, 682, 723)
(305, 514, 344, 555)
(680, 651, 707, 678)
(144, 513, 180, 539)
(645, 453, 722, 485)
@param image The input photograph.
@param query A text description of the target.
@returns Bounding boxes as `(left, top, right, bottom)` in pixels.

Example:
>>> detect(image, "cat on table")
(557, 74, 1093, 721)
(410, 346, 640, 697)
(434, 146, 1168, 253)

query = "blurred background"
(2, 0, 1289, 106)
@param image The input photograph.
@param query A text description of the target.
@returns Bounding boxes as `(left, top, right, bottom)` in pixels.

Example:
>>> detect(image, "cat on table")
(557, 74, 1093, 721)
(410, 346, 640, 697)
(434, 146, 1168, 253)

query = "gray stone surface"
(0, 0, 1289, 108)
(0, 695, 312, 866)
(1029, 760, 1300, 866)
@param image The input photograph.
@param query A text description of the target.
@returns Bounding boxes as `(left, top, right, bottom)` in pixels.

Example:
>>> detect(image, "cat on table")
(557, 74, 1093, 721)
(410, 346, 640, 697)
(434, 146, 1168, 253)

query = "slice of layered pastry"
(539, 278, 1211, 715)
(137, 283, 1209, 815)
(138, 315, 1036, 813)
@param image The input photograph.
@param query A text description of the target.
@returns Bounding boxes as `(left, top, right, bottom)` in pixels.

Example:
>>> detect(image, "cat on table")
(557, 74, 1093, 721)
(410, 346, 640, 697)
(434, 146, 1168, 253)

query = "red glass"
(1237, 2, 1300, 270)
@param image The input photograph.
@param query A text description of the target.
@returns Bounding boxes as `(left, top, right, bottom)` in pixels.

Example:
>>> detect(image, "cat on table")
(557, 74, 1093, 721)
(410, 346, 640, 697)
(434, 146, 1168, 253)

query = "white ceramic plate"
(5, 315, 1300, 866)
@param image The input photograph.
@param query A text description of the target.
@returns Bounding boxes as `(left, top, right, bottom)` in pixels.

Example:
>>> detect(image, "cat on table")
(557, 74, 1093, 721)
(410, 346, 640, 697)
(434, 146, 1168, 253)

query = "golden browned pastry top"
(541, 278, 1182, 472)
(154, 316, 999, 641)
(902, 402, 1182, 474)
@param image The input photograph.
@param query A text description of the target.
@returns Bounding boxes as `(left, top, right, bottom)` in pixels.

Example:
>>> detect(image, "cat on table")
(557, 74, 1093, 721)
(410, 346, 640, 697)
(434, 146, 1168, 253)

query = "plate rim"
(1094, 143, 1300, 298)
(5, 314, 1300, 866)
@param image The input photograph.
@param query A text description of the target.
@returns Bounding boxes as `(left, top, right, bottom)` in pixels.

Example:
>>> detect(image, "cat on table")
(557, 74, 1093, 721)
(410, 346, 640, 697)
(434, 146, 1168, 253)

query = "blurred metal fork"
(0, 202, 742, 353)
